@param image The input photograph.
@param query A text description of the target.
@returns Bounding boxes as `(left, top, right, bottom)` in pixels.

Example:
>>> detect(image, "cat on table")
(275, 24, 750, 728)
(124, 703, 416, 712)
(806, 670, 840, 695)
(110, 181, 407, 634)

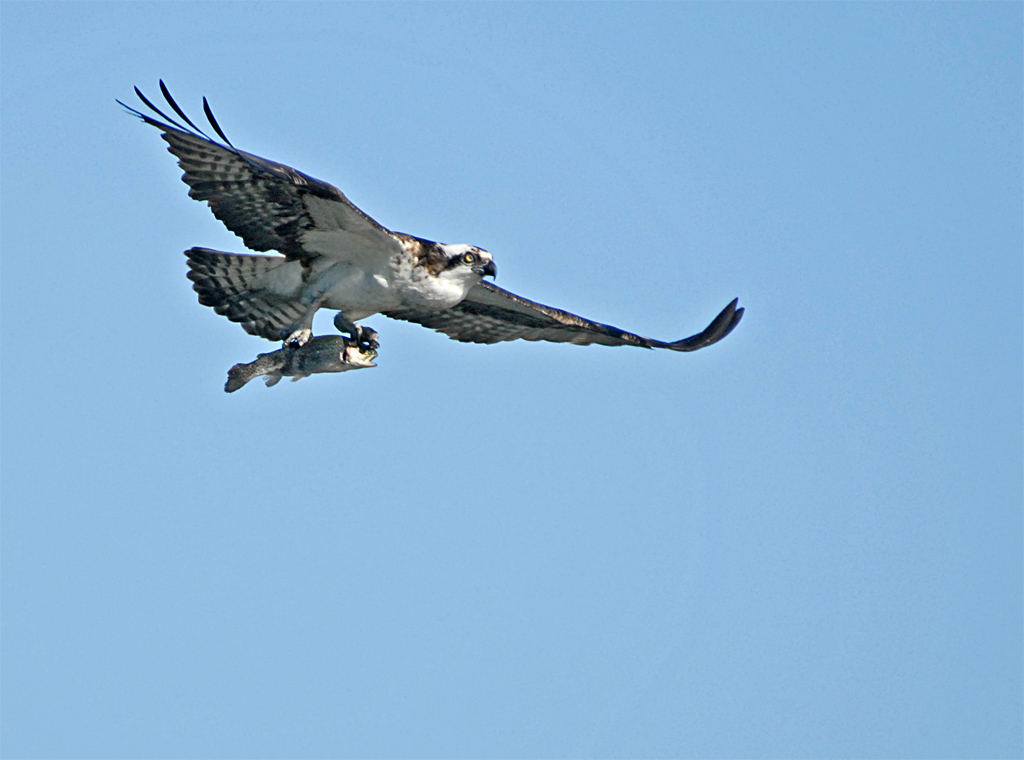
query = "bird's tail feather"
(186, 247, 305, 341)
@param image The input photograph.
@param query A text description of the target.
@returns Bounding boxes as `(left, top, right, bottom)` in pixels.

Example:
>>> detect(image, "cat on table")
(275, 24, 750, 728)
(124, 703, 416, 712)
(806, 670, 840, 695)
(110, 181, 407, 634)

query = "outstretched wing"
(119, 81, 400, 262)
(385, 281, 743, 351)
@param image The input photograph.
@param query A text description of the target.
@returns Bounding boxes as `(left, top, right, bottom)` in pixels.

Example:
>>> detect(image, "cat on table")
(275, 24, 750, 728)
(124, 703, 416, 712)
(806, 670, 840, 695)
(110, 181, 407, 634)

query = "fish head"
(342, 343, 377, 368)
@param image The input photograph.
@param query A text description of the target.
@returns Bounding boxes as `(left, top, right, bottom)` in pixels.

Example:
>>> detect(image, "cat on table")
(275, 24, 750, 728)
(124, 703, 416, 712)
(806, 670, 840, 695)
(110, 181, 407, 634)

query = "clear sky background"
(2, 3, 1021, 758)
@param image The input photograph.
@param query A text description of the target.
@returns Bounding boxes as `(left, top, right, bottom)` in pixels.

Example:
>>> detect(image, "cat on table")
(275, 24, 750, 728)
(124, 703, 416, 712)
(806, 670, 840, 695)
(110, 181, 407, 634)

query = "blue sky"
(2, 3, 1021, 758)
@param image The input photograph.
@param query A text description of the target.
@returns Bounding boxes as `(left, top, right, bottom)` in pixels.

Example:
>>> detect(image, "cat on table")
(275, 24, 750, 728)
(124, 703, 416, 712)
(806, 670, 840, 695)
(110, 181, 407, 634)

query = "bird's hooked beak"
(476, 260, 497, 278)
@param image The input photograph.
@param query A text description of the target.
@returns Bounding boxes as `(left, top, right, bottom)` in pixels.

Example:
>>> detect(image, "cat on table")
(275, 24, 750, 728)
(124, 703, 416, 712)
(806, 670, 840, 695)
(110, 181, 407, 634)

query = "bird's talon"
(357, 326, 379, 350)
(282, 327, 312, 347)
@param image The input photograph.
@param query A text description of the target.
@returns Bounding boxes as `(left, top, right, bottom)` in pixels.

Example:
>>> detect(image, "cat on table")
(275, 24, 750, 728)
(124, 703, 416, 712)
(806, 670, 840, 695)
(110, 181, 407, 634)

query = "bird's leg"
(280, 292, 329, 347)
(359, 325, 380, 350)
(280, 319, 314, 347)
(333, 312, 379, 350)
(280, 325, 313, 348)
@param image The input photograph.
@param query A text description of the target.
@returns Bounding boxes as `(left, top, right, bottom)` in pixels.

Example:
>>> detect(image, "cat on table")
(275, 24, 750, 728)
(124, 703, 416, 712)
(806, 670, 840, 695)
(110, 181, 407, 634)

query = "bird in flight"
(121, 82, 743, 357)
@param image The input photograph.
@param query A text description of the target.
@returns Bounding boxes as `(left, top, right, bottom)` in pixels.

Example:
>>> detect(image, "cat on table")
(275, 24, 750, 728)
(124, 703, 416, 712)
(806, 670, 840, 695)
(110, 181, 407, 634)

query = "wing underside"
(119, 81, 398, 261)
(385, 281, 743, 351)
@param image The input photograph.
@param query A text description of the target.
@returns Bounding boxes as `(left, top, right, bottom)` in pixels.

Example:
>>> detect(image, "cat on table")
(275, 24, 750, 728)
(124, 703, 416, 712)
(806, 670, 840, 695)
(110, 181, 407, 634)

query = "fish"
(225, 335, 377, 392)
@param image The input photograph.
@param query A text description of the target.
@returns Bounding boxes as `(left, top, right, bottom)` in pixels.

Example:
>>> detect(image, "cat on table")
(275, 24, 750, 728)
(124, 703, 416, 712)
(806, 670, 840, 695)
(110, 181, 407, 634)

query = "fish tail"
(225, 360, 262, 393)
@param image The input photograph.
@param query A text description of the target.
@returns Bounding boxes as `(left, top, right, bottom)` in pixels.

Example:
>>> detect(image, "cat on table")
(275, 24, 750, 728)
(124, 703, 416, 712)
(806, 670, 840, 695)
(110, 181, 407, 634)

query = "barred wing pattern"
(119, 82, 396, 261)
(386, 281, 744, 351)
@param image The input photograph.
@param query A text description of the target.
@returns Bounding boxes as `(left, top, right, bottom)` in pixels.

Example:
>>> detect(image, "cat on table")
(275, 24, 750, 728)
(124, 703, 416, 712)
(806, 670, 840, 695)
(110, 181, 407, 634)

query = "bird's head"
(437, 244, 497, 284)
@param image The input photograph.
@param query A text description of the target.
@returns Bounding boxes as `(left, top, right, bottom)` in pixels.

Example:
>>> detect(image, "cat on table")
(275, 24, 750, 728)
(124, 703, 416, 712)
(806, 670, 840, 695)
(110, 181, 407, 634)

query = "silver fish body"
(225, 336, 377, 393)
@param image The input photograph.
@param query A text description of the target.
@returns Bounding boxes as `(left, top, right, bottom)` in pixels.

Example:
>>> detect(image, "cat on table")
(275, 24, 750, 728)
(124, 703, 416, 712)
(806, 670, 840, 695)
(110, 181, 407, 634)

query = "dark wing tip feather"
(125, 81, 277, 182)
(122, 81, 229, 151)
(668, 298, 744, 352)
(115, 97, 140, 117)
(203, 96, 234, 147)
(159, 79, 206, 135)
(131, 84, 187, 132)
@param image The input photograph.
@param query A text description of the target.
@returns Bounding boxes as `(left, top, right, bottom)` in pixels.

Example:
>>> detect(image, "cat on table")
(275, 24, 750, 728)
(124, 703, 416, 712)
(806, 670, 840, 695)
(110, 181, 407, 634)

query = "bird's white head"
(436, 244, 497, 287)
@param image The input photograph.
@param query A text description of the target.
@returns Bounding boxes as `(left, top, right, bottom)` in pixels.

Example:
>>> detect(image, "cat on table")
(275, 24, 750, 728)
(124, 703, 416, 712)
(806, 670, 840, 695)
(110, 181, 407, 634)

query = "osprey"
(121, 82, 743, 356)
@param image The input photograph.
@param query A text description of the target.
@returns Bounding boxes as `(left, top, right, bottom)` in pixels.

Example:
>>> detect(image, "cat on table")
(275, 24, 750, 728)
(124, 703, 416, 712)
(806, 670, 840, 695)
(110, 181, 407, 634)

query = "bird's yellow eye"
(463, 252, 475, 264)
